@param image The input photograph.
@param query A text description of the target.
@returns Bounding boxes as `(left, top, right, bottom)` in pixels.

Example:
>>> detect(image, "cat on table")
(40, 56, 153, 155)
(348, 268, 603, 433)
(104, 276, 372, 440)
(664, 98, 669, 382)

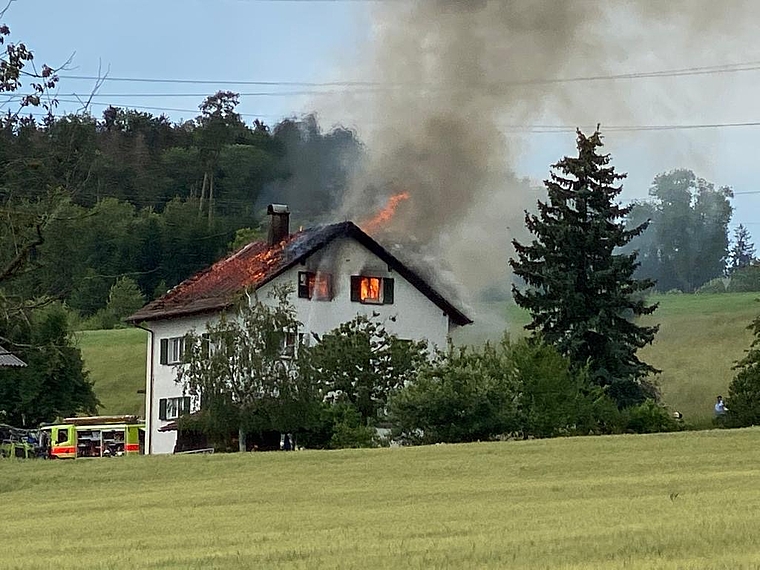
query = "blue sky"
(7, 0, 759, 235)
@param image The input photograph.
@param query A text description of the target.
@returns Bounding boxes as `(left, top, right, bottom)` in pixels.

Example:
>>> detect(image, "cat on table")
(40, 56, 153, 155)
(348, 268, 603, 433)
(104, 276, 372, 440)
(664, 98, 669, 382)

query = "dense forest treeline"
(2, 97, 757, 326)
(1, 94, 363, 319)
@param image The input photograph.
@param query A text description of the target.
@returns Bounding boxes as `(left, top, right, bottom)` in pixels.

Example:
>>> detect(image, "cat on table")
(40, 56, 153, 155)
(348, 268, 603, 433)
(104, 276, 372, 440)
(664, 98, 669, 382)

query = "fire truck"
(41, 415, 145, 459)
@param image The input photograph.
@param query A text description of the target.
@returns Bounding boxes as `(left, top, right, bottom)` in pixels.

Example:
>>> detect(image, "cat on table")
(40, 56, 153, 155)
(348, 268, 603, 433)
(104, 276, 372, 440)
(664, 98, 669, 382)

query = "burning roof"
(127, 221, 472, 326)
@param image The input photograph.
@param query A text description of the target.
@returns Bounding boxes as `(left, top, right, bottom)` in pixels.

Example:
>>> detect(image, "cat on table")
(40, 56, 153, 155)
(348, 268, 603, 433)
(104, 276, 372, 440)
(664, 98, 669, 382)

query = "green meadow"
(76, 327, 147, 417)
(4, 429, 760, 569)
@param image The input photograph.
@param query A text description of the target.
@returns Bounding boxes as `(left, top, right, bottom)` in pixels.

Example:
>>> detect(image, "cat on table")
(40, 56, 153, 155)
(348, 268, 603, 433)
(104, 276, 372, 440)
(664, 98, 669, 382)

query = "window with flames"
(298, 271, 333, 301)
(350, 276, 394, 305)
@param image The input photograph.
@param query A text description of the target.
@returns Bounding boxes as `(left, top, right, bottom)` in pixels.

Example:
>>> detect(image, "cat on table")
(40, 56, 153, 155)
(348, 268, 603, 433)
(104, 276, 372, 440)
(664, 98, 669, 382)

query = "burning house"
(128, 204, 472, 454)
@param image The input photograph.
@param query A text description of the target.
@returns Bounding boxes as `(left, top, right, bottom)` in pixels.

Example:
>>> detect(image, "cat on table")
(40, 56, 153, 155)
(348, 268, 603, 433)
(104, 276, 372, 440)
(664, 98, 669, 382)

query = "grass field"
(76, 328, 147, 417)
(639, 293, 759, 427)
(4, 429, 760, 569)
(76, 293, 760, 427)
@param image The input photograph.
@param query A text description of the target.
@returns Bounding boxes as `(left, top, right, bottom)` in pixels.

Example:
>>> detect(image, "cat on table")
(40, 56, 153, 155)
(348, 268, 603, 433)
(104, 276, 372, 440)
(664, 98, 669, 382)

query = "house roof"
(127, 221, 472, 326)
(0, 345, 26, 368)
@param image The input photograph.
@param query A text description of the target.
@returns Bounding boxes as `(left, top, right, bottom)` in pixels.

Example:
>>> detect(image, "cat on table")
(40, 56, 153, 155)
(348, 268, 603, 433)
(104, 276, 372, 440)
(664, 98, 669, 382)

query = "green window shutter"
(182, 397, 191, 415)
(383, 278, 395, 305)
(158, 398, 167, 421)
(298, 272, 311, 299)
(201, 333, 210, 360)
(159, 339, 168, 365)
(350, 276, 361, 302)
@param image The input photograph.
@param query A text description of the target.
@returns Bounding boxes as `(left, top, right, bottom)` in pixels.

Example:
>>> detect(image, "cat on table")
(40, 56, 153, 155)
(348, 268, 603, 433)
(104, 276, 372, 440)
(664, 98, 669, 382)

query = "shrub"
(727, 265, 760, 293)
(696, 278, 727, 294)
(724, 314, 760, 427)
(621, 400, 680, 433)
(299, 403, 378, 449)
(390, 337, 617, 444)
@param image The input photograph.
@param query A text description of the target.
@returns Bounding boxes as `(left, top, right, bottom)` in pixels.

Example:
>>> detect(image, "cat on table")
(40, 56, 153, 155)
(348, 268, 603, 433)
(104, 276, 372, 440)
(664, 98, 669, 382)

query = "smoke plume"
(318, 0, 756, 333)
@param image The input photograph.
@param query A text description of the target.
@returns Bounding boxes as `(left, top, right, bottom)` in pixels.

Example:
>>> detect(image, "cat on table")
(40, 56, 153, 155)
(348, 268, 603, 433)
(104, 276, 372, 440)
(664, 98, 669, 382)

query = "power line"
(54, 59, 760, 89)
(10, 96, 760, 134)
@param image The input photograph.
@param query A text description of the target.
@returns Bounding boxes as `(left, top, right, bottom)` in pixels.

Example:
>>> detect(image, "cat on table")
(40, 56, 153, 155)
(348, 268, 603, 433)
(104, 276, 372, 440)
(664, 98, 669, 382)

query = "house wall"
(143, 235, 453, 455)
(144, 314, 214, 455)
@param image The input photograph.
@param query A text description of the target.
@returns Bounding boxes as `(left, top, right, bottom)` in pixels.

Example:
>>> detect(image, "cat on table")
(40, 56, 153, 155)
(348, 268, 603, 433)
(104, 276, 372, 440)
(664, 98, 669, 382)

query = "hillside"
(77, 328, 147, 417)
(77, 293, 760, 425)
(639, 293, 759, 426)
(4, 429, 760, 569)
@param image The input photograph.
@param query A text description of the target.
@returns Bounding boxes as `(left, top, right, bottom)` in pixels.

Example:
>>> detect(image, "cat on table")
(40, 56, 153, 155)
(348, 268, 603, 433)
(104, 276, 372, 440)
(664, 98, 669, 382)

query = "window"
(350, 276, 394, 305)
(159, 336, 186, 365)
(158, 396, 191, 421)
(298, 271, 332, 301)
(56, 428, 69, 445)
(282, 332, 297, 358)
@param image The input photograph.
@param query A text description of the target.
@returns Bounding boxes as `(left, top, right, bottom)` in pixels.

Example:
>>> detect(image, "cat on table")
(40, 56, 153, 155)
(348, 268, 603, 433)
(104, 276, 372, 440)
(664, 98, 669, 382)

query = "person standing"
(714, 395, 727, 417)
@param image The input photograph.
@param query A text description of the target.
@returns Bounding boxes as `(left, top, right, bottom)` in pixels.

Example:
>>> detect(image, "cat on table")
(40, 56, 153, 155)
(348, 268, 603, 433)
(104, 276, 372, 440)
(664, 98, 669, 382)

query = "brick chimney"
(267, 204, 290, 246)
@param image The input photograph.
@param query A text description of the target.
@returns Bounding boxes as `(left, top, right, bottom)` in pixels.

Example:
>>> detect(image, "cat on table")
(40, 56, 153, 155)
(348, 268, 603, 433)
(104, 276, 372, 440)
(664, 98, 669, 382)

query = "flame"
(361, 192, 410, 234)
(360, 277, 381, 302)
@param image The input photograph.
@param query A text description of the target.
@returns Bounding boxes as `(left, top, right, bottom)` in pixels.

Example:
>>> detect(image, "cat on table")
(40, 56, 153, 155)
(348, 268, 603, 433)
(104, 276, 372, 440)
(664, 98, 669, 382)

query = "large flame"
(361, 192, 410, 234)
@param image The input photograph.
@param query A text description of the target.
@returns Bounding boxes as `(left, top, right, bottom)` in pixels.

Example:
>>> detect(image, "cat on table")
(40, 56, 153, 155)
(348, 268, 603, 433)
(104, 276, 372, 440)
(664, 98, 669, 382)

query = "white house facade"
(128, 205, 471, 454)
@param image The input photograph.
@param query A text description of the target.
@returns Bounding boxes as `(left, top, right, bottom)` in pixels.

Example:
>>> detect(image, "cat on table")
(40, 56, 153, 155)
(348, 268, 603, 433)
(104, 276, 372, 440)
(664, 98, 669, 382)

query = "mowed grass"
(76, 328, 148, 417)
(4, 429, 760, 569)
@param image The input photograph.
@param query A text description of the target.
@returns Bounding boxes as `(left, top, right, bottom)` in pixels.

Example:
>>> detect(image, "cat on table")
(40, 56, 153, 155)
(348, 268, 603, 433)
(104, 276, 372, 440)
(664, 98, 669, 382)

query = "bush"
(727, 265, 760, 293)
(390, 337, 620, 444)
(298, 403, 378, 449)
(621, 400, 680, 434)
(390, 341, 518, 444)
(696, 278, 727, 294)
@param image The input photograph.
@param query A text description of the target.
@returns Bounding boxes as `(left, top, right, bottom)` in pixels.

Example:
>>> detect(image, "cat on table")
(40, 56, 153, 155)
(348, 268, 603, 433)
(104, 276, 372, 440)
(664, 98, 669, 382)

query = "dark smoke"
(312, 0, 755, 336)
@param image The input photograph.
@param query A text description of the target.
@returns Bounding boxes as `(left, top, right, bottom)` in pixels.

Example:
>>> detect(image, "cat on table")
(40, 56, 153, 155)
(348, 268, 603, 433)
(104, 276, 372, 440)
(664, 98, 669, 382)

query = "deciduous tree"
(301, 315, 428, 425)
(177, 285, 318, 451)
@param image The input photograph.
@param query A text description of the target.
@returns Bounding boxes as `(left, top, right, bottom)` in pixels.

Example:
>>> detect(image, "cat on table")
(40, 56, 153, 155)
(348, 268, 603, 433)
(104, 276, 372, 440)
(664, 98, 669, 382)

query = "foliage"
(104, 277, 145, 328)
(695, 278, 727, 295)
(621, 399, 680, 434)
(300, 315, 429, 425)
(0, 304, 98, 426)
(510, 129, 659, 408)
(724, 314, 760, 427)
(391, 337, 621, 444)
(727, 265, 760, 293)
(177, 285, 319, 450)
(391, 341, 518, 444)
(728, 224, 756, 274)
(298, 402, 379, 449)
(228, 226, 265, 252)
(626, 169, 733, 292)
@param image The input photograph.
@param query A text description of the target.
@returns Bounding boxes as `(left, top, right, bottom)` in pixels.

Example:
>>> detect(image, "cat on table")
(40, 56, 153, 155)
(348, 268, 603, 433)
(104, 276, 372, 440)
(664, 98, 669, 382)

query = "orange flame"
(361, 192, 410, 234)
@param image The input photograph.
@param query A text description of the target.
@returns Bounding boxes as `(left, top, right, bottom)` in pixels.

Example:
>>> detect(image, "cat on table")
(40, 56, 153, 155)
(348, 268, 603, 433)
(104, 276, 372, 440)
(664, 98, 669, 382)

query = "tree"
(724, 314, 760, 427)
(0, 304, 98, 426)
(300, 315, 428, 425)
(510, 129, 659, 408)
(177, 285, 318, 452)
(196, 91, 246, 225)
(728, 224, 756, 274)
(625, 170, 733, 292)
(390, 341, 518, 444)
(105, 277, 145, 327)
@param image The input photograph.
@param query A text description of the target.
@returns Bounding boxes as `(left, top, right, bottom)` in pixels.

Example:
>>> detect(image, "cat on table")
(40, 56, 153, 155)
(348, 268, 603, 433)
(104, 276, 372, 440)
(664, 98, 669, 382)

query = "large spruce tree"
(510, 129, 659, 408)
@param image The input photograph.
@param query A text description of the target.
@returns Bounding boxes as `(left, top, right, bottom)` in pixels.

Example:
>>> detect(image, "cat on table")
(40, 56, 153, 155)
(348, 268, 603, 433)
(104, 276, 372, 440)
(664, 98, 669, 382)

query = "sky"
(6, 0, 759, 236)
